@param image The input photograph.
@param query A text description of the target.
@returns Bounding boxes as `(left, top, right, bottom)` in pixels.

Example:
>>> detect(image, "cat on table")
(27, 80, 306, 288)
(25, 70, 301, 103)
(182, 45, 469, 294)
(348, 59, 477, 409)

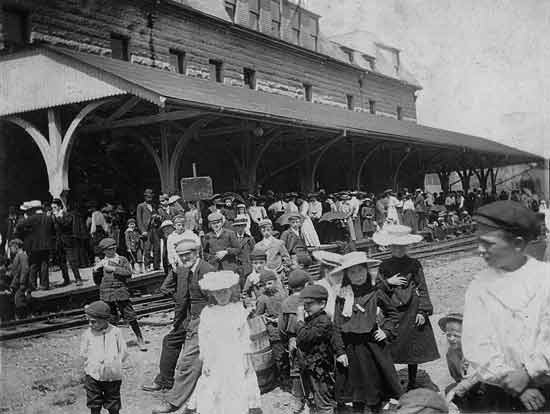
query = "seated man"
(461, 200, 550, 412)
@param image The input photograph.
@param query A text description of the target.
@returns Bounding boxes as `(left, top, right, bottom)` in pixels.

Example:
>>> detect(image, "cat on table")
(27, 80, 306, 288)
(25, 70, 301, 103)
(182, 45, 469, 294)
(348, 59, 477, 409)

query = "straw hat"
(174, 239, 200, 254)
(27, 200, 42, 209)
(372, 224, 423, 246)
(329, 251, 380, 275)
(160, 220, 174, 230)
(168, 195, 181, 204)
(199, 271, 240, 291)
(312, 250, 343, 268)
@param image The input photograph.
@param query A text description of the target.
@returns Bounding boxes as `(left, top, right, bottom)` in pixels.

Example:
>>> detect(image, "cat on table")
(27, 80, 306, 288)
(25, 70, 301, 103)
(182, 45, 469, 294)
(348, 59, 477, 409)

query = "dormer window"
(249, 0, 260, 30)
(363, 55, 375, 71)
(342, 47, 354, 63)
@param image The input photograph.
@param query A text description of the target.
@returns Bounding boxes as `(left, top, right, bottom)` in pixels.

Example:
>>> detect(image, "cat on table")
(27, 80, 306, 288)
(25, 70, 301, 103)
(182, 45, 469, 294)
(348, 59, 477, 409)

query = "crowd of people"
(75, 199, 550, 414)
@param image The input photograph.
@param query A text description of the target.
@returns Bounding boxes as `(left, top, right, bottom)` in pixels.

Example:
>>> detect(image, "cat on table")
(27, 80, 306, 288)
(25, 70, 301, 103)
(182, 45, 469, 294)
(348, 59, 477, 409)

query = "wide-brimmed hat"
(168, 195, 181, 204)
(438, 312, 463, 332)
(159, 194, 169, 202)
(27, 200, 42, 209)
(199, 270, 239, 291)
(19, 201, 30, 211)
(312, 250, 343, 268)
(330, 251, 380, 275)
(372, 224, 423, 246)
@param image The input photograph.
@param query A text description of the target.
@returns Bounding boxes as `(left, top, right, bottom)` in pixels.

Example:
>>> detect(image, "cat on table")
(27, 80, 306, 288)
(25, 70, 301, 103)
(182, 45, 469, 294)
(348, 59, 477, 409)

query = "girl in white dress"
(297, 198, 321, 247)
(191, 271, 262, 414)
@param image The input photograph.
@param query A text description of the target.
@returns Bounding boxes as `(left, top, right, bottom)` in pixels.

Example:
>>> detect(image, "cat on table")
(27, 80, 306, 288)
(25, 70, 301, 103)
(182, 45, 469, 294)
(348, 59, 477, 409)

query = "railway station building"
(0, 0, 545, 222)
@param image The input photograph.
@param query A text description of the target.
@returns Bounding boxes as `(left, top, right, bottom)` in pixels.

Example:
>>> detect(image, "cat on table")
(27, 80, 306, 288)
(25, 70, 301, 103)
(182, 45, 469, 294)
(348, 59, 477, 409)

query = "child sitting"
(124, 218, 144, 273)
(279, 269, 313, 411)
(93, 238, 146, 351)
(81, 300, 129, 414)
(439, 313, 481, 412)
(296, 284, 348, 414)
(255, 269, 286, 389)
(191, 270, 262, 414)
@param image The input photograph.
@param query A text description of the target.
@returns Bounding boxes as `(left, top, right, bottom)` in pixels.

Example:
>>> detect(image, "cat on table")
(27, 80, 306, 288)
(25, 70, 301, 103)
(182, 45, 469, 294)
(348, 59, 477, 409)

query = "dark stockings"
(408, 364, 418, 389)
(129, 320, 143, 341)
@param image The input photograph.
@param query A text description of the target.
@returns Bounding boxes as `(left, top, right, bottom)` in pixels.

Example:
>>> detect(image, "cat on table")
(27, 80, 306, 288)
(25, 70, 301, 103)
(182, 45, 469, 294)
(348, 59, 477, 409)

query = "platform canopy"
(0, 46, 543, 170)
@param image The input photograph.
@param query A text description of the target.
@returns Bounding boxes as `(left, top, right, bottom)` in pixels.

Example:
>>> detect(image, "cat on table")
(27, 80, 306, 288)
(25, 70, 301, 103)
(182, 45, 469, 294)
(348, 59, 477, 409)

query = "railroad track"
(1, 235, 482, 342)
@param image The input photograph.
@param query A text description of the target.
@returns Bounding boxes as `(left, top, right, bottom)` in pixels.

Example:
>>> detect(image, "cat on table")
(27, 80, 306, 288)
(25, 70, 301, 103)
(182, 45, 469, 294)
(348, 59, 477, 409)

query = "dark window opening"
(397, 106, 403, 120)
(169, 49, 186, 74)
(290, 6, 300, 45)
(369, 100, 376, 114)
(271, 0, 281, 37)
(225, 0, 236, 21)
(346, 94, 355, 110)
(243, 68, 256, 89)
(303, 83, 312, 102)
(249, 0, 260, 30)
(209, 59, 224, 83)
(2, 8, 29, 49)
(110, 33, 129, 61)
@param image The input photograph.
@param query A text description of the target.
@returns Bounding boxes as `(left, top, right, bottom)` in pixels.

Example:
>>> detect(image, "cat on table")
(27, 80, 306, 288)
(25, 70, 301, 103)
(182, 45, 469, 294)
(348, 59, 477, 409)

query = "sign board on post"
(180, 176, 213, 201)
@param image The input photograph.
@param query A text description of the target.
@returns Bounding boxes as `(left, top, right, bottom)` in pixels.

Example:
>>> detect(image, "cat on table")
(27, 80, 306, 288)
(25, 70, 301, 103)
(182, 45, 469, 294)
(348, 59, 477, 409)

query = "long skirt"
(301, 216, 321, 247)
(402, 210, 418, 233)
(336, 333, 403, 406)
(390, 296, 440, 364)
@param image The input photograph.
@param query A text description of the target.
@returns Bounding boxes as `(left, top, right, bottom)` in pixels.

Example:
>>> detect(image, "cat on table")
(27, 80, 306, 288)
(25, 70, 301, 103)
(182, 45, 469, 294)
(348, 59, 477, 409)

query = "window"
(346, 95, 355, 111)
(369, 100, 376, 114)
(397, 106, 403, 120)
(209, 59, 223, 83)
(364, 55, 375, 71)
(303, 83, 312, 102)
(110, 33, 129, 61)
(2, 8, 29, 48)
(271, 0, 281, 37)
(243, 68, 256, 89)
(225, 0, 236, 21)
(302, 13, 318, 51)
(290, 6, 300, 45)
(249, 0, 260, 30)
(169, 49, 186, 74)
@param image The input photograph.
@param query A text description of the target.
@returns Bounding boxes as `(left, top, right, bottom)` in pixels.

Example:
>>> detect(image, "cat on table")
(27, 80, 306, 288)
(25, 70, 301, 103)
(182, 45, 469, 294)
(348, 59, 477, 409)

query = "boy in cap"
(279, 269, 312, 408)
(166, 215, 200, 270)
(7, 239, 31, 319)
(202, 211, 241, 272)
(281, 213, 307, 256)
(296, 284, 348, 414)
(81, 300, 129, 414)
(93, 238, 146, 351)
(461, 200, 550, 412)
(125, 218, 144, 273)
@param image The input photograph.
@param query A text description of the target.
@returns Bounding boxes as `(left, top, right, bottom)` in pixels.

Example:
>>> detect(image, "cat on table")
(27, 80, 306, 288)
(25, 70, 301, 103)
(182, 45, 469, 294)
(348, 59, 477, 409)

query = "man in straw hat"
(202, 211, 241, 272)
(145, 238, 215, 395)
(233, 215, 255, 285)
(459, 200, 550, 411)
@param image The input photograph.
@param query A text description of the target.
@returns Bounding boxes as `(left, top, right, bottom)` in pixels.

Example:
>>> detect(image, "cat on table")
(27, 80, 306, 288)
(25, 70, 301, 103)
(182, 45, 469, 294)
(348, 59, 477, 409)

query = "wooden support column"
(355, 143, 381, 190)
(543, 159, 550, 203)
(474, 168, 490, 192)
(393, 148, 412, 191)
(437, 170, 451, 193)
(309, 131, 346, 192)
(456, 168, 474, 193)
(159, 124, 171, 193)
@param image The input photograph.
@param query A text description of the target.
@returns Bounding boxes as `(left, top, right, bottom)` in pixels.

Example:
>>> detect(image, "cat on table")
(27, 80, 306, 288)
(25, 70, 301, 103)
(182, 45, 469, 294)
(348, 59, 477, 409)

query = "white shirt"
(463, 258, 550, 385)
(167, 230, 201, 266)
(80, 325, 128, 381)
(308, 201, 323, 219)
(403, 199, 415, 211)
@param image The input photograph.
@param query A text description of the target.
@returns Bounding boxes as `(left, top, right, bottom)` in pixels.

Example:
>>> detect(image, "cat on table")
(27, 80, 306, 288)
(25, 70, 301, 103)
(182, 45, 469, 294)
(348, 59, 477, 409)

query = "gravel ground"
(0, 251, 488, 414)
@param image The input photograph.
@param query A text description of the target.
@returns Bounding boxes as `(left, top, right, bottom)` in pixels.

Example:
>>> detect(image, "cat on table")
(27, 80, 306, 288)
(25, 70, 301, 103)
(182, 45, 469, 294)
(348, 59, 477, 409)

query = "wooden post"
(192, 163, 197, 177)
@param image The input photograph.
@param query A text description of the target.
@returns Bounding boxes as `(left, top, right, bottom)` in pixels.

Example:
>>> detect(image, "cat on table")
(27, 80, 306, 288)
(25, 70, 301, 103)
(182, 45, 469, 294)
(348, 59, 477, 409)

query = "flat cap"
(98, 238, 117, 250)
(473, 200, 540, 241)
(259, 269, 277, 283)
(174, 238, 199, 254)
(160, 220, 174, 229)
(159, 194, 169, 202)
(208, 211, 224, 222)
(127, 218, 136, 225)
(173, 215, 186, 224)
(438, 312, 463, 332)
(397, 388, 448, 414)
(250, 248, 267, 260)
(85, 300, 111, 320)
(288, 269, 311, 289)
(144, 188, 154, 196)
(233, 215, 248, 226)
(300, 284, 328, 300)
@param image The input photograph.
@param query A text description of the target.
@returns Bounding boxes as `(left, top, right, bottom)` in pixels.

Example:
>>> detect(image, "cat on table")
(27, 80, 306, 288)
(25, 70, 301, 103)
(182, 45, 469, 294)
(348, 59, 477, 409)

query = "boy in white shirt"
(81, 300, 128, 414)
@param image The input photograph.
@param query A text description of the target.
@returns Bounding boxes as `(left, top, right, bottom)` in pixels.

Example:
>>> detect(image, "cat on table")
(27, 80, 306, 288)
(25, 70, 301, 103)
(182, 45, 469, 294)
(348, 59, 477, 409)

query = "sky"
(308, 0, 550, 158)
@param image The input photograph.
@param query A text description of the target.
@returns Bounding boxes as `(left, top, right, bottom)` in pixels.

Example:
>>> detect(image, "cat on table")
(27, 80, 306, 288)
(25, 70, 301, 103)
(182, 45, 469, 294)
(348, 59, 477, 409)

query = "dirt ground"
(0, 251, 488, 414)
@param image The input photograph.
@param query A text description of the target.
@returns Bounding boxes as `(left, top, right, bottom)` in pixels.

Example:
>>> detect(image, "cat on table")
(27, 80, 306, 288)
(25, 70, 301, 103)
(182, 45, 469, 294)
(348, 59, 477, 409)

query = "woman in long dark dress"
(332, 252, 403, 413)
(373, 225, 440, 391)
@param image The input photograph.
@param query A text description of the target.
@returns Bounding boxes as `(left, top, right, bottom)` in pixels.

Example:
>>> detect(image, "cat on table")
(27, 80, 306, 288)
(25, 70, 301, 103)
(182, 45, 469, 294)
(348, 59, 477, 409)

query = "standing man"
(415, 189, 427, 232)
(233, 215, 255, 286)
(137, 189, 160, 271)
(144, 239, 215, 393)
(255, 218, 291, 279)
(150, 239, 216, 413)
(51, 199, 83, 286)
(455, 201, 550, 412)
(16, 200, 54, 290)
(202, 212, 241, 272)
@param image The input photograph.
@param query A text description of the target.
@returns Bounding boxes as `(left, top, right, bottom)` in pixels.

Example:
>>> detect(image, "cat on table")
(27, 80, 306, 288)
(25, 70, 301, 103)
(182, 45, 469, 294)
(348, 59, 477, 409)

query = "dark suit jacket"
(202, 228, 241, 271)
(136, 202, 153, 233)
(160, 259, 215, 328)
(235, 233, 256, 278)
(280, 229, 306, 255)
(17, 213, 55, 252)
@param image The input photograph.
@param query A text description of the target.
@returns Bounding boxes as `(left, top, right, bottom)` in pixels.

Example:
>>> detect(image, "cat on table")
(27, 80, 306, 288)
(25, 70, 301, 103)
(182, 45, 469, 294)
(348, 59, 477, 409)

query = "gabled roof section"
(0, 46, 541, 166)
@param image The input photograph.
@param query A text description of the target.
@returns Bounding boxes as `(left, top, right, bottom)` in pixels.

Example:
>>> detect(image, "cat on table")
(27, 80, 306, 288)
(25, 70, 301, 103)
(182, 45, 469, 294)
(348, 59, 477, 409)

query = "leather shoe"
(151, 402, 178, 413)
(142, 382, 166, 392)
